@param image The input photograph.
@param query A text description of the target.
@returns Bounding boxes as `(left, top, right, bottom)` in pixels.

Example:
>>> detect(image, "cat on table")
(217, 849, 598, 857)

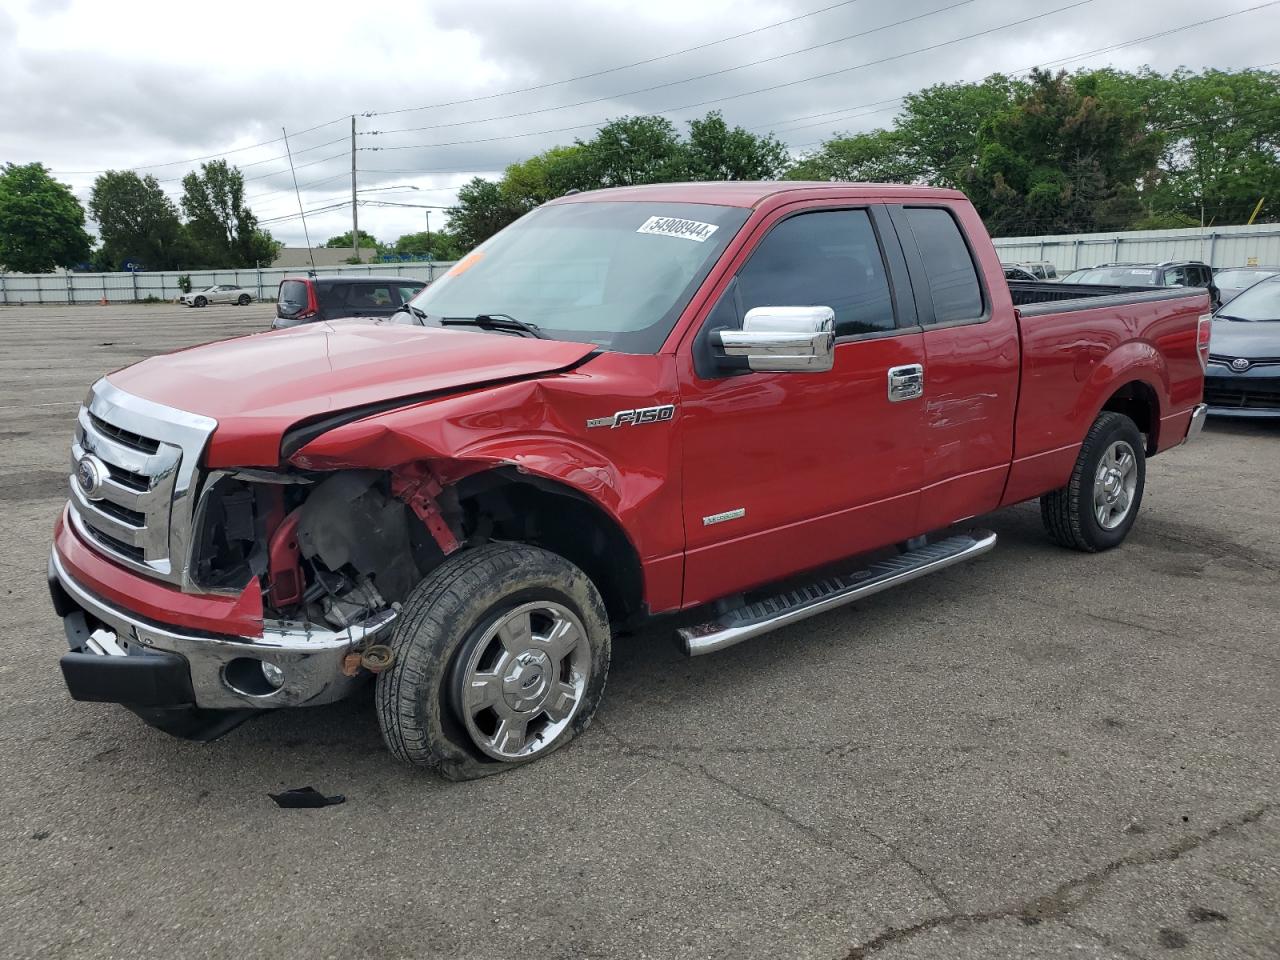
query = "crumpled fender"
(286, 354, 685, 585)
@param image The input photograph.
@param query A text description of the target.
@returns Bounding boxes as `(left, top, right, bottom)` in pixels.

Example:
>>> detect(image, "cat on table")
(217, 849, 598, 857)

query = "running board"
(678, 530, 997, 656)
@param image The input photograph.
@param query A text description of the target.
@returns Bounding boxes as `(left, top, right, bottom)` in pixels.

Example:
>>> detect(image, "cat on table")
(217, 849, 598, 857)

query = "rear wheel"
(376, 543, 610, 779)
(194, 295, 207, 307)
(237, 294, 251, 305)
(1041, 411, 1146, 552)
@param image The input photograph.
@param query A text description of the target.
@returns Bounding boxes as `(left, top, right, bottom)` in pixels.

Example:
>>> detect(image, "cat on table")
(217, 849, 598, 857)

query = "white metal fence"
(7, 222, 1280, 304)
(0, 261, 458, 305)
(993, 223, 1280, 273)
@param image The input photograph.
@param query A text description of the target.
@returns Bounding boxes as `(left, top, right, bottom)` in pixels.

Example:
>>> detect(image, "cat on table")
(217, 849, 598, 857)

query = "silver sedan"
(179, 284, 254, 307)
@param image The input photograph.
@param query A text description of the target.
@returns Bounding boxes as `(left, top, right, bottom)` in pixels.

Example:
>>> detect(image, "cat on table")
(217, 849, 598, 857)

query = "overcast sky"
(2, 0, 1273, 247)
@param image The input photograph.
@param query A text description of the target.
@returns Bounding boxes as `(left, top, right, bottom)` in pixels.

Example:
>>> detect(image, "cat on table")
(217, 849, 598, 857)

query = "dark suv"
(273, 275, 427, 329)
(1059, 261, 1220, 307)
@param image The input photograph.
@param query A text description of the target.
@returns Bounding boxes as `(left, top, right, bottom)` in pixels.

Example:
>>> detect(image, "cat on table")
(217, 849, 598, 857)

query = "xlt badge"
(586, 404, 676, 429)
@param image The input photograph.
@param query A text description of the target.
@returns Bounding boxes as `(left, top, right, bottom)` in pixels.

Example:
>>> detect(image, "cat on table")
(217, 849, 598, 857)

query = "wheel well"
(1101, 380, 1159, 453)
(453, 468, 645, 623)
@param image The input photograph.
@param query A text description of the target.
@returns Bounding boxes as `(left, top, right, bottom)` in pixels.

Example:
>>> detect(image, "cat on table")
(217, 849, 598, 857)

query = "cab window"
(735, 209, 896, 337)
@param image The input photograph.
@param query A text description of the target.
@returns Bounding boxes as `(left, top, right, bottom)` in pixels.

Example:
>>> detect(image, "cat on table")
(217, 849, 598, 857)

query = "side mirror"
(715, 306, 835, 373)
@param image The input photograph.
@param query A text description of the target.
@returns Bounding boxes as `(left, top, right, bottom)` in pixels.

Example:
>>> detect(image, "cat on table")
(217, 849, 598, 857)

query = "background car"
(1003, 265, 1040, 282)
(1205, 273, 1280, 417)
(1002, 260, 1057, 280)
(273, 275, 428, 329)
(1059, 260, 1219, 306)
(179, 284, 254, 307)
(1214, 266, 1280, 304)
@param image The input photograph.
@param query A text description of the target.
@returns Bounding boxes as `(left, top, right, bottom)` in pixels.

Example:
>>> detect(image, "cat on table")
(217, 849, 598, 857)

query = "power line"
(366, 0, 976, 137)
(50, 115, 349, 176)
(364, 0, 1094, 154)
(366, 0, 871, 118)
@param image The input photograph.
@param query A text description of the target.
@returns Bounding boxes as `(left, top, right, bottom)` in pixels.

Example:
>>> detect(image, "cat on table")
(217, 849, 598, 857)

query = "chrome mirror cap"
(716, 306, 835, 373)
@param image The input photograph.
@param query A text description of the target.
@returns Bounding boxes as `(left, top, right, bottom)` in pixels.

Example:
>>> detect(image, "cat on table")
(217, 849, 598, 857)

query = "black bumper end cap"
(60, 649, 196, 708)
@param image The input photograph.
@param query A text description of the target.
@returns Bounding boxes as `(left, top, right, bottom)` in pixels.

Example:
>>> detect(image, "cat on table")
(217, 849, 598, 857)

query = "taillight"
(1196, 314, 1212, 370)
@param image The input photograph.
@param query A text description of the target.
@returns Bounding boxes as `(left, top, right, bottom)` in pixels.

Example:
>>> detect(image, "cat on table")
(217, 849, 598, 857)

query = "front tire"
(376, 543, 610, 780)
(194, 296, 207, 307)
(1041, 411, 1146, 552)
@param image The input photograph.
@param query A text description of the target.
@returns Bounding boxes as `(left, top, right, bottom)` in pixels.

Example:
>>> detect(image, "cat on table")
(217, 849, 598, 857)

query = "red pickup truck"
(50, 182, 1209, 778)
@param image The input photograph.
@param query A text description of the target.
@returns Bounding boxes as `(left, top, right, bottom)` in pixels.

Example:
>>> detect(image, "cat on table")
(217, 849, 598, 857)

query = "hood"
(1209, 318, 1280, 359)
(106, 319, 597, 466)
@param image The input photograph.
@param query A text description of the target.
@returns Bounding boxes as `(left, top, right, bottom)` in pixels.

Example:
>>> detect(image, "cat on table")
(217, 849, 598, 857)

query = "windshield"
(1216, 268, 1278, 290)
(408, 200, 750, 352)
(1217, 274, 1280, 321)
(1063, 267, 1159, 286)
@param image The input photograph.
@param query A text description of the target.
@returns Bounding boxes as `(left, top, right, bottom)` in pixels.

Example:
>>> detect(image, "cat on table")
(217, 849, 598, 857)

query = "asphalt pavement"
(1, 303, 1276, 960)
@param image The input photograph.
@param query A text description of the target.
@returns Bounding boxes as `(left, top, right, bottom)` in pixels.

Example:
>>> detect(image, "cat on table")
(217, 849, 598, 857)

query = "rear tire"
(1041, 411, 1146, 552)
(237, 294, 251, 305)
(376, 543, 610, 780)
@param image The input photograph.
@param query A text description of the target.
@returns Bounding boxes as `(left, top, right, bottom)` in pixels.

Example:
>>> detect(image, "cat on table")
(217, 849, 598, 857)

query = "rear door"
(677, 203, 927, 605)
(887, 203, 1020, 531)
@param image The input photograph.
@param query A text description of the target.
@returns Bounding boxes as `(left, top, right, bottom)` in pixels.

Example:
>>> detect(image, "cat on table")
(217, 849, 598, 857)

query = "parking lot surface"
(1, 303, 1276, 960)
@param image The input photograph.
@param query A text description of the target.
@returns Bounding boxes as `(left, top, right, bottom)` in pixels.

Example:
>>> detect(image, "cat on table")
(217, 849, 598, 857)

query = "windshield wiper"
(438, 314, 547, 339)
(1216, 314, 1251, 322)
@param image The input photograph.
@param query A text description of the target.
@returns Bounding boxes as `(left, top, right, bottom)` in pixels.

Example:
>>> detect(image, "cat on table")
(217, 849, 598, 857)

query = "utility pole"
(351, 115, 360, 262)
(425, 211, 431, 250)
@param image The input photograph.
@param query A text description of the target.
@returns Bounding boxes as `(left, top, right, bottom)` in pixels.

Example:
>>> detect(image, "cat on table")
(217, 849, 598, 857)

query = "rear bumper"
(49, 544, 396, 712)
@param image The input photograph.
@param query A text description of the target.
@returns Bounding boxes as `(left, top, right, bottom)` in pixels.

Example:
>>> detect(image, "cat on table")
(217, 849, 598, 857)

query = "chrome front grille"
(68, 378, 217, 586)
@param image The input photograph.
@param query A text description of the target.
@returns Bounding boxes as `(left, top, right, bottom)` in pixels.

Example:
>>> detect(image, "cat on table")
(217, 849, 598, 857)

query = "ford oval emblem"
(1230, 357, 1251, 372)
(76, 454, 106, 500)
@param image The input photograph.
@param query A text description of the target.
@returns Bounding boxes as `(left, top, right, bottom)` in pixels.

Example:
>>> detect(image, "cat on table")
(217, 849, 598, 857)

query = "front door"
(677, 204, 926, 607)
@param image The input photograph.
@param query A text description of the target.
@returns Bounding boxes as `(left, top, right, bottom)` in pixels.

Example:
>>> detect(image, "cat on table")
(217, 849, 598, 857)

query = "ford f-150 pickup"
(49, 182, 1210, 779)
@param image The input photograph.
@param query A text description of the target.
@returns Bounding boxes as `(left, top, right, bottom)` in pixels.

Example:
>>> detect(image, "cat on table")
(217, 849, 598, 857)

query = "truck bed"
(1008, 280, 1209, 314)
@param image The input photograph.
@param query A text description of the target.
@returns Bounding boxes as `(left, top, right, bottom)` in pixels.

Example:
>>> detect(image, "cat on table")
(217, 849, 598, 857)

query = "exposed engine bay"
(191, 469, 458, 628)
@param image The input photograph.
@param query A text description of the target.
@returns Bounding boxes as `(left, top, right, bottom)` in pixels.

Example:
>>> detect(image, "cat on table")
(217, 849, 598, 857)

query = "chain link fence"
(0, 261, 457, 305)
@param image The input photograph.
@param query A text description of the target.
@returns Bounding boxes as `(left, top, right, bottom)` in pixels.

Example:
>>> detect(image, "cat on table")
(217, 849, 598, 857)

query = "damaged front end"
(192, 467, 458, 636)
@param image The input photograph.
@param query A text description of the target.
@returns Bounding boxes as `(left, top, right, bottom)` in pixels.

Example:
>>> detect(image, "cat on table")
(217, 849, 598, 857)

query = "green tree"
(323, 229, 381, 251)
(89, 170, 184, 270)
(895, 76, 1023, 187)
(446, 177, 529, 251)
(0, 162, 92, 272)
(963, 69, 1160, 235)
(785, 129, 916, 182)
(1120, 68, 1280, 225)
(500, 145, 595, 210)
(578, 116, 687, 187)
(684, 112, 789, 181)
(391, 230, 463, 260)
(180, 160, 276, 267)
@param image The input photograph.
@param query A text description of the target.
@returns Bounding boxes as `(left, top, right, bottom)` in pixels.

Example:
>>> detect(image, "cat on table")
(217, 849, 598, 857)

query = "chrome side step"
(678, 530, 997, 656)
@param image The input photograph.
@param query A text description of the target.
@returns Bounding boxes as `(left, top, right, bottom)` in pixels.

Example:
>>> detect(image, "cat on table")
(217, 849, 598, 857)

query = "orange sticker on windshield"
(448, 251, 485, 277)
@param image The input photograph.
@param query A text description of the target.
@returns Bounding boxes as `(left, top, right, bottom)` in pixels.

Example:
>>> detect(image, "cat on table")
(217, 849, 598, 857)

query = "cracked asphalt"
(1, 304, 1277, 960)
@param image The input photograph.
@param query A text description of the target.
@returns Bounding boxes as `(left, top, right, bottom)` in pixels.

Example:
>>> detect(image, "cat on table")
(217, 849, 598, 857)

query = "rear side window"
(736, 209, 896, 337)
(278, 280, 309, 314)
(902, 207, 983, 324)
(397, 283, 425, 303)
(347, 284, 395, 308)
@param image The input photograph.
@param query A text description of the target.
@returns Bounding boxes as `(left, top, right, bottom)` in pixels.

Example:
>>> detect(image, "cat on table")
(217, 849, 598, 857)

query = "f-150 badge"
(586, 404, 676, 429)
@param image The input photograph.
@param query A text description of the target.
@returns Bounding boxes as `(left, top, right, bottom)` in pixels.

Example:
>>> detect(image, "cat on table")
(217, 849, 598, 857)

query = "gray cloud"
(3, 0, 1271, 245)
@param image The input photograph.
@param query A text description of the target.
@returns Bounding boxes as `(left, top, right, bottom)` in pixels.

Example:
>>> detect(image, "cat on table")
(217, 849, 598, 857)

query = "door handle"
(887, 364, 924, 402)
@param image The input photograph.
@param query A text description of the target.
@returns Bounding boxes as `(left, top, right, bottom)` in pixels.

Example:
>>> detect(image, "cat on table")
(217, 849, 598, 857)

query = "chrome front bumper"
(1184, 403, 1209, 443)
(50, 548, 396, 711)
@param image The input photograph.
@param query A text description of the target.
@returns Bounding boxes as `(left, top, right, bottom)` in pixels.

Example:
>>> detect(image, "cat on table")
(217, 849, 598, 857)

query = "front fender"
(287, 359, 684, 570)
